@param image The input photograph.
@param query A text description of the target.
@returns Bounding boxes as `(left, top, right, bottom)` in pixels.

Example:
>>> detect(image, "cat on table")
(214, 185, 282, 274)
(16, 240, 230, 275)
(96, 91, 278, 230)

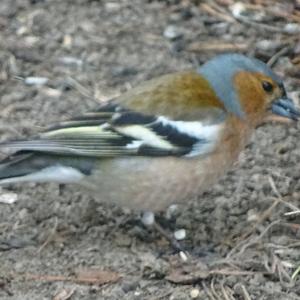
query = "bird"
(0, 53, 298, 221)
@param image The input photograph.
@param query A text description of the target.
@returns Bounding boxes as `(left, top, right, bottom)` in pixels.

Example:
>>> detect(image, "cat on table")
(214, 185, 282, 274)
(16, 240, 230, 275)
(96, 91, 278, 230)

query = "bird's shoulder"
(117, 70, 226, 121)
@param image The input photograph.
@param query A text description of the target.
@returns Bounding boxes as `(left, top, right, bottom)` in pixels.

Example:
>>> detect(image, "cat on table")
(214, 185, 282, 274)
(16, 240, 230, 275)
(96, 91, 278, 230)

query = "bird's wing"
(1, 71, 227, 158)
(1, 102, 225, 158)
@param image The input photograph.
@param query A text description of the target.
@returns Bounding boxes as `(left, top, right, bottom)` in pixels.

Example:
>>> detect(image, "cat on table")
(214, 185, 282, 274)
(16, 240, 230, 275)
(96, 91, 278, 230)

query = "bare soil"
(0, 0, 300, 299)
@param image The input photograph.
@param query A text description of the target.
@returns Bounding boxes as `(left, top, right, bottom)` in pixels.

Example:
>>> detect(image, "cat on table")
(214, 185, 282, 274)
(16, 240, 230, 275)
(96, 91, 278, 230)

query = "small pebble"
(41, 87, 62, 98)
(141, 211, 155, 226)
(163, 25, 182, 40)
(179, 251, 188, 262)
(230, 2, 264, 21)
(256, 40, 281, 51)
(190, 288, 200, 298)
(62, 34, 72, 48)
(0, 192, 18, 204)
(166, 204, 178, 219)
(230, 2, 246, 18)
(284, 23, 300, 34)
(24, 76, 48, 86)
(174, 229, 186, 240)
(58, 56, 83, 67)
(16, 26, 28, 36)
(247, 209, 258, 222)
(134, 291, 141, 297)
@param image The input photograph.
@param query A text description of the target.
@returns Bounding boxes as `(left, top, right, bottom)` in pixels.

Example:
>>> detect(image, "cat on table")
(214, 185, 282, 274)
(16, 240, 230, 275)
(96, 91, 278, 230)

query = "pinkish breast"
(81, 120, 254, 211)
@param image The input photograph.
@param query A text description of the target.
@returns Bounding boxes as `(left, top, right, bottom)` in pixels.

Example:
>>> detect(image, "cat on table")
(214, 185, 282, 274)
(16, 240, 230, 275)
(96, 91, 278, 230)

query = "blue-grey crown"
(198, 53, 283, 118)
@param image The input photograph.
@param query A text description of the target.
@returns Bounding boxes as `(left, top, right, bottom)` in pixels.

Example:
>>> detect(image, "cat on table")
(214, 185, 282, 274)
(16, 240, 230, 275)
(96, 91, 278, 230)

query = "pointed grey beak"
(272, 97, 300, 121)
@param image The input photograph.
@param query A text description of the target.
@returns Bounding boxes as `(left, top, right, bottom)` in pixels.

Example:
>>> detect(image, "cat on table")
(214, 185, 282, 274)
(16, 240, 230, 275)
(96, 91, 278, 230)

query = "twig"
(211, 278, 223, 300)
(273, 254, 294, 287)
(202, 281, 217, 300)
(200, 3, 236, 23)
(225, 286, 236, 300)
(65, 77, 98, 105)
(37, 217, 58, 253)
(187, 41, 249, 52)
(284, 210, 300, 216)
(238, 198, 280, 243)
(235, 176, 299, 242)
(269, 176, 300, 212)
(220, 282, 231, 300)
(292, 266, 300, 280)
(234, 15, 291, 33)
(267, 46, 291, 67)
(210, 269, 267, 276)
(167, 267, 267, 285)
(226, 219, 281, 259)
(241, 285, 252, 300)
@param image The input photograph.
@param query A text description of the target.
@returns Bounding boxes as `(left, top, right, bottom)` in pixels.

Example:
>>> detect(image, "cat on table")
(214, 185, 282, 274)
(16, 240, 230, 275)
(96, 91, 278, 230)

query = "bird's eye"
(262, 81, 273, 93)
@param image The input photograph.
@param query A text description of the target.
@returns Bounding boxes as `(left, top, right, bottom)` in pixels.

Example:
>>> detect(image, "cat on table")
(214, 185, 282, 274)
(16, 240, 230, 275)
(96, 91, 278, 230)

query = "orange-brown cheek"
(233, 71, 268, 125)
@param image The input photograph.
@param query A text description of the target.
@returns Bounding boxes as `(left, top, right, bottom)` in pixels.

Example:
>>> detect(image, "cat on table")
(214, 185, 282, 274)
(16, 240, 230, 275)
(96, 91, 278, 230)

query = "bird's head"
(199, 53, 299, 126)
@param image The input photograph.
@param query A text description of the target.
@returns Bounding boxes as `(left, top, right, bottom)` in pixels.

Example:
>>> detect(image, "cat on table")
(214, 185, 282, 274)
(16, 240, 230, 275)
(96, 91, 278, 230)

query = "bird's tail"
(0, 152, 93, 185)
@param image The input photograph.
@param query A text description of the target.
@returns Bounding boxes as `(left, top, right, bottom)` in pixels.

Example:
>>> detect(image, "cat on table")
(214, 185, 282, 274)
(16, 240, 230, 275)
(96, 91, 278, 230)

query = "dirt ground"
(0, 0, 300, 299)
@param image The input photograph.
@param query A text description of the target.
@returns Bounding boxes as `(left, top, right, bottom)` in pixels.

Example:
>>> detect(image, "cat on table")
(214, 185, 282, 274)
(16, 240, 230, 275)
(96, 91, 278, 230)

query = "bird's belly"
(80, 152, 238, 211)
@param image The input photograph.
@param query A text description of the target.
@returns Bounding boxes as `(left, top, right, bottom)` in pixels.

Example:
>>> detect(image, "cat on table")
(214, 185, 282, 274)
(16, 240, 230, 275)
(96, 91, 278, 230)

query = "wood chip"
(24, 269, 121, 285)
(75, 269, 121, 285)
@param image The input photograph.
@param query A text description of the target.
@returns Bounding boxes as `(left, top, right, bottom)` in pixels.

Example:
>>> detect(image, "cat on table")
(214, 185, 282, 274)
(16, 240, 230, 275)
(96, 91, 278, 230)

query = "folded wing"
(1, 102, 224, 158)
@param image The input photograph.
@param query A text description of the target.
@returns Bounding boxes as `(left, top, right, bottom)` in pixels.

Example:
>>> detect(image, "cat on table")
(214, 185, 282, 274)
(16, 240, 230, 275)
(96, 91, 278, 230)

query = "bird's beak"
(271, 97, 300, 121)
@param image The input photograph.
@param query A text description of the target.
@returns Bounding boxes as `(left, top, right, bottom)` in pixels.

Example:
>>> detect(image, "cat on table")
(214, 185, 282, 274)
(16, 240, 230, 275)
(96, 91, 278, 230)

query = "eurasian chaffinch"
(0, 53, 299, 214)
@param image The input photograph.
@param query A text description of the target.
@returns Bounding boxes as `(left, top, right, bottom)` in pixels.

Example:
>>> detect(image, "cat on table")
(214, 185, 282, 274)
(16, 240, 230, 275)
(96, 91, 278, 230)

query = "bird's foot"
(141, 211, 189, 261)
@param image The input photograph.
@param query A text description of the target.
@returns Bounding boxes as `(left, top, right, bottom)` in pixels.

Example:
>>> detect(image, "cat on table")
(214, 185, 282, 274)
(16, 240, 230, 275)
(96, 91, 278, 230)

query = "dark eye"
(262, 81, 273, 93)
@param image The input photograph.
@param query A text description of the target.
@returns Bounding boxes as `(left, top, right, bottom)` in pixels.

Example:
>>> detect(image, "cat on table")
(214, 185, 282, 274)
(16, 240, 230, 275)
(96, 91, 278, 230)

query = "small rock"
(230, 2, 265, 21)
(190, 288, 200, 298)
(284, 23, 300, 34)
(174, 229, 186, 241)
(163, 25, 182, 40)
(179, 251, 188, 262)
(53, 288, 75, 300)
(247, 209, 258, 222)
(16, 26, 28, 36)
(141, 211, 154, 226)
(256, 40, 281, 51)
(230, 2, 246, 18)
(62, 34, 72, 48)
(0, 192, 18, 204)
(58, 56, 83, 67)
(24, 76, 48, 86)
(166, 204, 178, 219)
(41, 87, 62, 98)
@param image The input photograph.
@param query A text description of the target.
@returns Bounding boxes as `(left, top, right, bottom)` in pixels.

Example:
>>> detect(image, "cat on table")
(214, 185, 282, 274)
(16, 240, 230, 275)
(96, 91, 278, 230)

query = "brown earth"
(0, 0, 300, 299)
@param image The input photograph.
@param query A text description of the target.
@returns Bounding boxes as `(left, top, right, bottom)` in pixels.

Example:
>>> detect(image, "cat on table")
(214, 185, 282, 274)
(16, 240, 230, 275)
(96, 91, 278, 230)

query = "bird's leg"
(141, 211, 188, 259)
